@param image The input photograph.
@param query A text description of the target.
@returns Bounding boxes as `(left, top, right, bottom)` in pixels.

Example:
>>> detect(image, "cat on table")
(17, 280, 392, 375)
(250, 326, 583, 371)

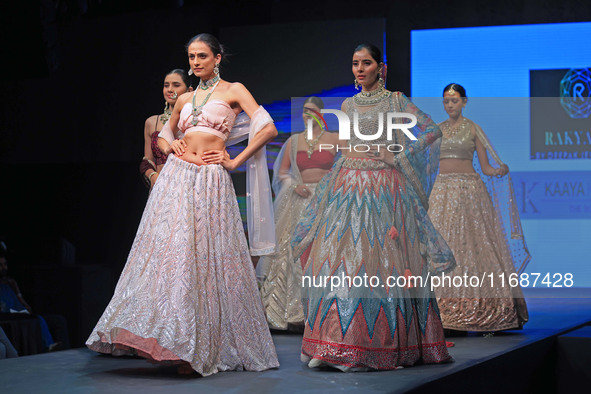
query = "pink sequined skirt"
(86, 155, 279, 376)
(428, 173, 528, 331)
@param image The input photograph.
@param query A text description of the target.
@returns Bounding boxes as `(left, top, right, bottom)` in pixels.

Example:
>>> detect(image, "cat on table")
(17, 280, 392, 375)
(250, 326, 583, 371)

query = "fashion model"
(293, 44, 456, 371)
(429, 83, 529, 332)
(257, 97, 338, 331)
(87, 34, 279, 376)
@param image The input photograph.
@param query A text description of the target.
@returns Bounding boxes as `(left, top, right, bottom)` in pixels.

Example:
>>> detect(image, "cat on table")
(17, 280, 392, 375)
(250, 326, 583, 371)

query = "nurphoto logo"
(305, 107, 418, 153)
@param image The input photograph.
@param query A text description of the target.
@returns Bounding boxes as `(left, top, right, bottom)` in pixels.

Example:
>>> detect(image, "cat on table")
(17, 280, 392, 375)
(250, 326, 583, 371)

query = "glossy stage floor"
(2, 289, 590, 394)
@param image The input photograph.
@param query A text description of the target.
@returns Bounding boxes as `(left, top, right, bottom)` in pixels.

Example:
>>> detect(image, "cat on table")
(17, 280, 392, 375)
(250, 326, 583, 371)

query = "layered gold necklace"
(303, 127, 325, 158)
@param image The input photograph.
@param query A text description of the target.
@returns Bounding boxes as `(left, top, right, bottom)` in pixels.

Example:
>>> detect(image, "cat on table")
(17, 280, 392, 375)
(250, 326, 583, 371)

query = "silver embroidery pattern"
(86, 155, 279, 376)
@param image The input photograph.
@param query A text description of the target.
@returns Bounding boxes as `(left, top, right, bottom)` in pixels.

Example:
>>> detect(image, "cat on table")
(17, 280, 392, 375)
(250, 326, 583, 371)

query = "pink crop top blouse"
(178, 99, 237, 142)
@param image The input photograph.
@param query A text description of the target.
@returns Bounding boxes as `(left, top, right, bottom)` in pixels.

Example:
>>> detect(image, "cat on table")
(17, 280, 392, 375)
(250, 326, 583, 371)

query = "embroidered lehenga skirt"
(258, 183, 317, 330)
(428, 173, 528, 331)
(293, 158, 454, 369)
(86, 155, 279, 376)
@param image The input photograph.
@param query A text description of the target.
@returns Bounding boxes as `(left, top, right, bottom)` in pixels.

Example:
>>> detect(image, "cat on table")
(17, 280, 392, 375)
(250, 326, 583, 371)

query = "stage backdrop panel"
(411, 22, 591, 287)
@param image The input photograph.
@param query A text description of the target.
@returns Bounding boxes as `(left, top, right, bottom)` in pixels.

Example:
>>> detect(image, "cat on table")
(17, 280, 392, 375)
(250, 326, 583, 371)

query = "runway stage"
(2, 289, 590, 394)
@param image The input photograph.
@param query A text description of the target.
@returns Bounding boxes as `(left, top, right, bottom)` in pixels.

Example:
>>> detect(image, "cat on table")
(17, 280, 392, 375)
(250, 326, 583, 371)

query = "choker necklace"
(354, 86, 390, 106)
(358, 85, 385, 98)
(198, 74, 220, 90)
(304, 127, 326, 159)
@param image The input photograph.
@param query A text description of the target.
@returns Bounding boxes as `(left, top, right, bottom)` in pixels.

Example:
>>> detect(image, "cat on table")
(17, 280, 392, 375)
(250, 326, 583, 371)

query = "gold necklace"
(442, 118, 467, 138)
(160, 102, 172, 123)
(304, 128, 325, 158)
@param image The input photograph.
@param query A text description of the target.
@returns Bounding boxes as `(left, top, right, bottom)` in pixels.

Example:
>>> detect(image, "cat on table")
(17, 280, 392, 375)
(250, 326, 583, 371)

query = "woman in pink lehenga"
(86, 34, 279, 376)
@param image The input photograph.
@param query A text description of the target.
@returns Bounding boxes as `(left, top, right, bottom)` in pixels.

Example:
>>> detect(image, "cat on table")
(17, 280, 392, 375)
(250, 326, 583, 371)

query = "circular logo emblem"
(560, 68, 591, 119)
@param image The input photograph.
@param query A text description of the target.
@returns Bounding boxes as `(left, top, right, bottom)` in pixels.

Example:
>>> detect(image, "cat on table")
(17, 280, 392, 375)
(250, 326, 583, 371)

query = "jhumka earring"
(378, 71, 385, 88)
(354, 78, 360, 90)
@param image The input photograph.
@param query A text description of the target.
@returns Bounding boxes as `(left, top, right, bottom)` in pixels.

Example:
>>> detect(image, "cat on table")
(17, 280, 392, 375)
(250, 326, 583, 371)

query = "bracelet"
(142, 157, 156, 169)
(149, 171, 158, 182)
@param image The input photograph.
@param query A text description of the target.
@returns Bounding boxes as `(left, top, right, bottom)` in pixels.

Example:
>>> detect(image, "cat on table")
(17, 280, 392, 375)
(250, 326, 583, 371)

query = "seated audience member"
(0, 241, 68, 352)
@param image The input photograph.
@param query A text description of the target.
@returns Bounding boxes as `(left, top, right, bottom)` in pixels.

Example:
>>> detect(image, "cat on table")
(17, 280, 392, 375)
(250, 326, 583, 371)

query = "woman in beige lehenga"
(257, 97, 338, 331)
(429, 83, 530, 332)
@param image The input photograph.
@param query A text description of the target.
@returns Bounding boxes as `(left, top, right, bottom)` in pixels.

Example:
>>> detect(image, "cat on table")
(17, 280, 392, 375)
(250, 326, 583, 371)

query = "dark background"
(1, 0, 590, 346)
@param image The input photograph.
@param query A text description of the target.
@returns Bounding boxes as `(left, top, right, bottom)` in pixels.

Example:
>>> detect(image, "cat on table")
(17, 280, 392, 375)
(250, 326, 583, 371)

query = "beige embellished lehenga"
(257, 133, 335, 330)
(429, 117, 530, 332)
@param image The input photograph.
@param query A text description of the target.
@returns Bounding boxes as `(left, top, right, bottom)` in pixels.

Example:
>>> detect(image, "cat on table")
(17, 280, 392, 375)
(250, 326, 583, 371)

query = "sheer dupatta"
(231, 107, 276, 256)
(390, 92, 453, 274)
(469, 119, 531, 274)
(292, 92, 455, 275)
(392, 92, 441, 210)
(256, 134, 303, 281)
(272, 134, 303, 197)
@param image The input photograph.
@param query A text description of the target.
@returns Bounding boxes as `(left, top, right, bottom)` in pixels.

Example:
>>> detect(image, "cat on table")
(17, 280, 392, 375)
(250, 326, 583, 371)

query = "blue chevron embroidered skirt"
(294, 158, 454, 369)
